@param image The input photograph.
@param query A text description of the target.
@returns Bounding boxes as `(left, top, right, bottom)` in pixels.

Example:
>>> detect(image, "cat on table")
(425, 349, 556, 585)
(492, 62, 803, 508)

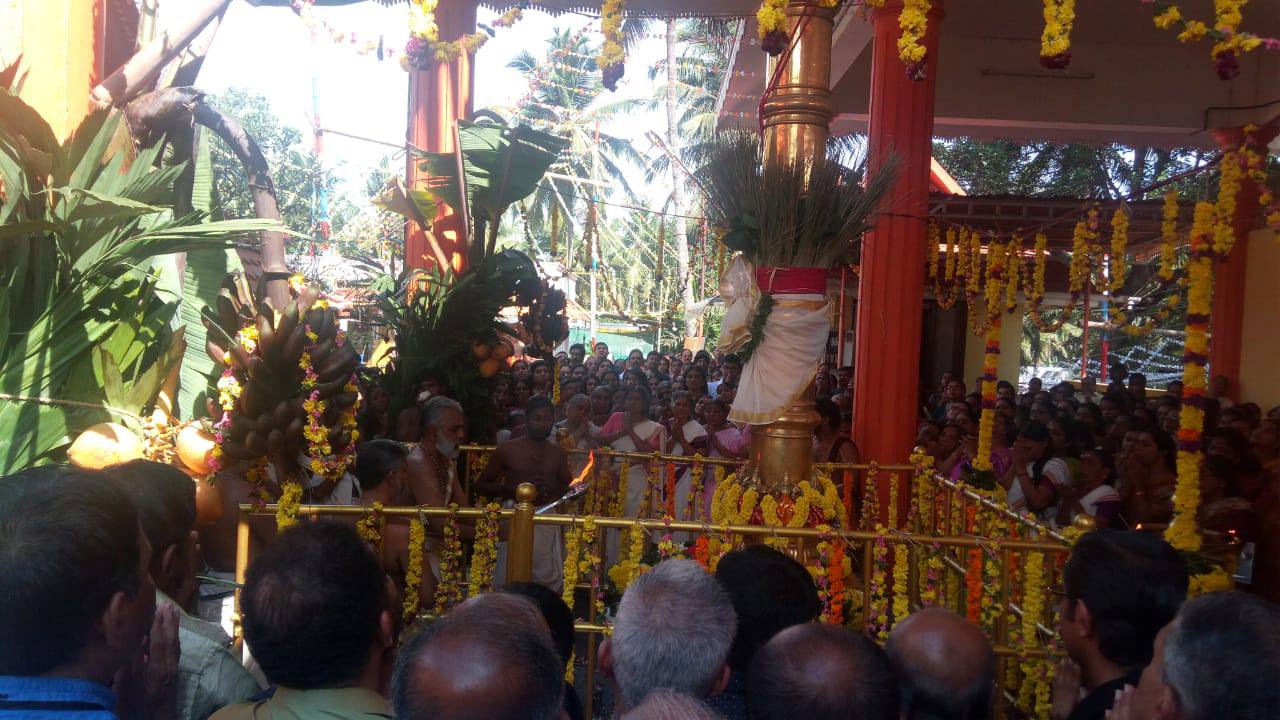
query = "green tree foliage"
(931, 139, 1214, 200)
(209, 88, 356, 250)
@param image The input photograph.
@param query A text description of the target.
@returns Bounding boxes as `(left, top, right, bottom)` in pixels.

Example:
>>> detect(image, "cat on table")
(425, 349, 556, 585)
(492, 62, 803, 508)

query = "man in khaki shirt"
(211, 522, 396, 720)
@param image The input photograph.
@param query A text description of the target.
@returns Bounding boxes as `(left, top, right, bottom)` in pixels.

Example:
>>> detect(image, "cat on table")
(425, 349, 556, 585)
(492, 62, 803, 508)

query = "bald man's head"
(391, 594, 564, 720)
(885, 608, 995, 720)
(747, 623, 898, 720)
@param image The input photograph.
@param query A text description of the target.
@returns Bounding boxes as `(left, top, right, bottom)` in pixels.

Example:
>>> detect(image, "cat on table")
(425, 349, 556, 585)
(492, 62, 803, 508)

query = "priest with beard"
(474, 396, 572, 591)
(407, 396, 473, 544)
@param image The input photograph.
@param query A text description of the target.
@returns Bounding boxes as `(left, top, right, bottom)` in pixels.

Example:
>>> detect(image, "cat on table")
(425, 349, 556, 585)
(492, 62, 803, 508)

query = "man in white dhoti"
(474, 396, 571, 592)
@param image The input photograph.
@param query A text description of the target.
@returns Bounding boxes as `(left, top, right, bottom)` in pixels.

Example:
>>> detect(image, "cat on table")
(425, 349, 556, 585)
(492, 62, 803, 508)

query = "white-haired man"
(600, 560, 737, 713)
(406, 396, 473, 569)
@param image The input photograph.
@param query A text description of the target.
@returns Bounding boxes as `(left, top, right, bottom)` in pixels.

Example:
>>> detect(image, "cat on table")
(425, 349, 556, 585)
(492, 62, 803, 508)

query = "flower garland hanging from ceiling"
(403, 0, 525, 70)
(1039, 0, 1076, 69)
(598, 0, 626, 89)
(1146, 0, 1274, 80)
(757, 0, 790, 56)
(897, 0, 932, 80)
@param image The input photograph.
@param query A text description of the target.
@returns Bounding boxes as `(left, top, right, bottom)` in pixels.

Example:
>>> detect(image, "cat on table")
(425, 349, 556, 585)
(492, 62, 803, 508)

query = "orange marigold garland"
(964, 506, 983, 624)
(815, 527, 847, 625)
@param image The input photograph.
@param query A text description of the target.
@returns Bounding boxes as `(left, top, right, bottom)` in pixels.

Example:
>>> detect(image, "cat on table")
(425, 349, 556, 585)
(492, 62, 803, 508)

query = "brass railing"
(234, 448, 1069, 719)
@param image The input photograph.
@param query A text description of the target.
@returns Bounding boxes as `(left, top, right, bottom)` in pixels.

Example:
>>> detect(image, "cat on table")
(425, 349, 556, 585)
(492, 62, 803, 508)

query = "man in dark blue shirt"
(0, 464, 172, 719)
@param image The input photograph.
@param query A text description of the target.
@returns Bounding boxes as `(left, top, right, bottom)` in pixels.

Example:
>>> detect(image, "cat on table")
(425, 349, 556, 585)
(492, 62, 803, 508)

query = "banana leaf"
(419, 115, 567, 266)
(178, 128, 243, 420)
(0, 90, 282, 473)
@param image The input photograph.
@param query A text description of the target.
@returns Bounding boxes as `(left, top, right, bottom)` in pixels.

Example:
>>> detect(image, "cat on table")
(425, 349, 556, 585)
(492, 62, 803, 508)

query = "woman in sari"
(664, 390, 708, 521)
(599, 385, 666, 517)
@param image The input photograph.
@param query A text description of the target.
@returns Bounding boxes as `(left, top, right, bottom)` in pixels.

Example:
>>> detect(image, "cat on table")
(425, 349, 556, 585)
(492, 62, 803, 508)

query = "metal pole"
(1101, 255, 1111, 381)
(589, 122, 600, 345)
(505, 483, 538, 583)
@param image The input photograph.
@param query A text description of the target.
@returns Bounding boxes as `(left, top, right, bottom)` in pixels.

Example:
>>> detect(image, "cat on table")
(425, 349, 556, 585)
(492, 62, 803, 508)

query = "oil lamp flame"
(571, 450, 595, 487)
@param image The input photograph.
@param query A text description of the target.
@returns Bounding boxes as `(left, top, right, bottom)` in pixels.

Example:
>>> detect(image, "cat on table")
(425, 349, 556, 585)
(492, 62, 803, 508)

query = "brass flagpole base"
(747, 380, 819, 496)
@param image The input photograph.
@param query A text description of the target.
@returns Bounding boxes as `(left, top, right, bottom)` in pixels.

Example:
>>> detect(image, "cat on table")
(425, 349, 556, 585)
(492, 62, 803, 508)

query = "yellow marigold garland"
(356, 501, 385, 553)
(276, 480, 302, 531)
(1109, 207, 1130, 292)
(467, 502, 502, 597)
(897, 0, 932, 80)
(1240, 127, 1278, 229)
(608, 520, 650, 592)
(1005, 236, 1022, 313)
(432, 504, 464, 614)
(403, 0, 521, 69)
(927, 221, 941, 281)
(687, 456, 705, 520)
(862, 462, 881, 529)
(404, 519, 426, 622)
(1188, 565, 1233, 596)
(1039, 0, 1076, 68)
(1166, 201, 1217, 554)
(944, 227, 958, 281)
(891, 540, 910, 628)
(974, 244, 1004, 473)
(597, 0, 626, 88)
(756, 0, 789, 56)
(552, 360, 561, 405)
(1214, 146, 1243, 256)
(1020, 551, 1046, 652)
(610, 458, 631, 518)
(563, 515, 596, 609)
(1160, 189, 1181, 280)
(870, 532, 890, 639)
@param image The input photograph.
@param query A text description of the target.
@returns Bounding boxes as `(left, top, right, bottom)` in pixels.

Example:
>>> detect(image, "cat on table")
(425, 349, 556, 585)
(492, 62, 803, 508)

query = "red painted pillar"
(406, 0, 477, 272)
(853, 1, 944, 473)
(1208, 125, 1279, 402)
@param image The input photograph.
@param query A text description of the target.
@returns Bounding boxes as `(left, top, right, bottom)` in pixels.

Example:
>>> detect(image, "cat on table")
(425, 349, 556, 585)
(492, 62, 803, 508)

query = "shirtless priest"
(473, 396, 572, 591)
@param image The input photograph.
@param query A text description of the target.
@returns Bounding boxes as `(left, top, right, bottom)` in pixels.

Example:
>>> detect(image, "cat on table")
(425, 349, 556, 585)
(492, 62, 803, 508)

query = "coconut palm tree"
(507, 28, 646, 237)
(648, 18, 739, 336)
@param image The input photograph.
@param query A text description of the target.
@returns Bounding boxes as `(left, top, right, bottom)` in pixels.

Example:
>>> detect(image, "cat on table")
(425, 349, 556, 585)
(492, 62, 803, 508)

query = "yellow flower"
(403, 519, 425, 621)
(1160, 189, 1180, 280)
(897, 0, 931, 68)
(1178, 20, 1208, 43)
(1154, 6, 1181, 30)
(1109, 208, 1129, 292)
(276, 481, 302, 531)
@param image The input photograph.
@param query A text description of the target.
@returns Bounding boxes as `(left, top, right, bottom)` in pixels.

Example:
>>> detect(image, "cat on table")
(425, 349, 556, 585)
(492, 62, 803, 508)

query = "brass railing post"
(233, 505, 250, 649)
(505, 482, 537, 583)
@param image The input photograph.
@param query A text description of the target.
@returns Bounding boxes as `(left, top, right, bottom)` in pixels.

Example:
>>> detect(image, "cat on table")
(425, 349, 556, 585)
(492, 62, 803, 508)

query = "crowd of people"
(917, 366, 1280, 603)
(3, 465, 1278, 720)
(359, 343, 763, 463)
(4, 343, 1280, 718)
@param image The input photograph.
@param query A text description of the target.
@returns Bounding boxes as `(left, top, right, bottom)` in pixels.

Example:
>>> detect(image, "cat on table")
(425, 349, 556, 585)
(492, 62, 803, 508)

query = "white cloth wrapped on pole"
(729, 291, 829, 425)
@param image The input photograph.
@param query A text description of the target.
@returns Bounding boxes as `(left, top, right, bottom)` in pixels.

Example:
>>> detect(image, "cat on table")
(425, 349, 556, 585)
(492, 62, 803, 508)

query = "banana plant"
(0, 88, 280, 473)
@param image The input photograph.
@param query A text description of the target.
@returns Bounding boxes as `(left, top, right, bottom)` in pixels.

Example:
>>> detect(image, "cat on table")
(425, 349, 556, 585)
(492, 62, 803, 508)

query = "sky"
(199, 0, 670, 209)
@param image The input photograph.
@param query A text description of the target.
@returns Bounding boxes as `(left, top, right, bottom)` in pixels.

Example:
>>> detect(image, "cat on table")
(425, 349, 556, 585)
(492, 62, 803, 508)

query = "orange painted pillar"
(1208, 125, 1279, 402)
(853, 2, 943, 477)
(11, 0, 101, 140)
(405, 0, 477, 272)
